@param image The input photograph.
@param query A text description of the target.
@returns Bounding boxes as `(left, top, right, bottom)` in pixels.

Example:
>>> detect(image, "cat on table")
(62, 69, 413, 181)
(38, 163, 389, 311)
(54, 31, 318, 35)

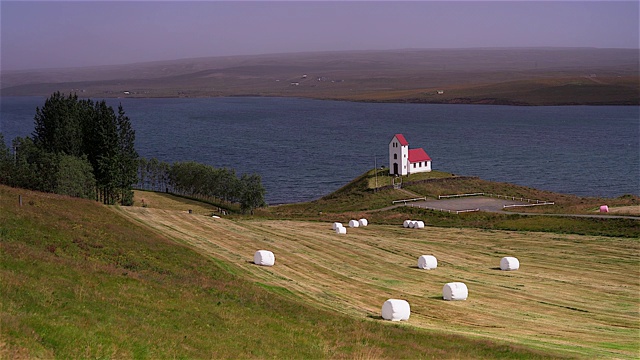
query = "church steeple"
(389, 134, 409, 176)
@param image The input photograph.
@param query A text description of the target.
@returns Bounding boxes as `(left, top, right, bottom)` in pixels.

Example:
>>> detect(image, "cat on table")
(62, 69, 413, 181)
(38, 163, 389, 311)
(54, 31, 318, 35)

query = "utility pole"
(374, 156, 378, 191)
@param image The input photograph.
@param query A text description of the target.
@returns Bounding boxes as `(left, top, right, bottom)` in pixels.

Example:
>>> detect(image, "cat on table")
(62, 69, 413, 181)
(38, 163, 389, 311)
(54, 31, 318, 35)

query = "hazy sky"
(1, 1, 638, 71)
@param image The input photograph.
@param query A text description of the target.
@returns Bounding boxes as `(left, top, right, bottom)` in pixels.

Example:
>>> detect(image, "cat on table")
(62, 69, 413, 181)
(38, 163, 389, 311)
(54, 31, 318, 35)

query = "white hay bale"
(417, 255, 437, 270)
(403, 219, 412, 228)
(358, 218, 368, 227)
(409, 220, 418, 228)
(332, 222, 343, 230)
(335, 226, 347, 234)
(381, 299, 410, 321)
(500, 256, 520, 271)
(600, 205, 609, 213)
(414, 221, 425, 229)
(253, 250, 275, 266)
(443, 282, 468, 301)
(349, 219, 360, 228)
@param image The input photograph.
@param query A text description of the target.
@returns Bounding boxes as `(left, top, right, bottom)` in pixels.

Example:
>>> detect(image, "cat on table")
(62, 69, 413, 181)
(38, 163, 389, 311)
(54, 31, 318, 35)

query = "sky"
(1, 1, 638, 71)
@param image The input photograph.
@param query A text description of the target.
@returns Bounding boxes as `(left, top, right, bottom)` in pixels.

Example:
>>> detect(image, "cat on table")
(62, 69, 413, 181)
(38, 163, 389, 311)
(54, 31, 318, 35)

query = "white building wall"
(388, 142, 396, 174)
(400, 145, 408, 175)
(408, 160, 432, 174)
(389, 136, 409, 176)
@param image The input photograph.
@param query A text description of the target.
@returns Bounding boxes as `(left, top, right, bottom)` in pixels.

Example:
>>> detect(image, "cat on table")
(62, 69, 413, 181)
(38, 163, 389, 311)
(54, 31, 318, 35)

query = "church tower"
(389, 134, 409, 176)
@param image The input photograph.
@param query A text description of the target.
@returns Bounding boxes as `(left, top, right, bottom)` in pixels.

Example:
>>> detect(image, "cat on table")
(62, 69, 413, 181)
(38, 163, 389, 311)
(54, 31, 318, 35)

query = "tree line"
(136, 158, 266, 214)
(0, 92, 138, 205)
(0, 92, 266, 213)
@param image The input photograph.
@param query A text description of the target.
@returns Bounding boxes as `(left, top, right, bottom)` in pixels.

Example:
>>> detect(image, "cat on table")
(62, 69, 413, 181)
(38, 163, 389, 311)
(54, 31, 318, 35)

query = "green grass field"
(115, 204, 639, 358)
(1, 167, 638, 358)
(2, 185, 571, 359)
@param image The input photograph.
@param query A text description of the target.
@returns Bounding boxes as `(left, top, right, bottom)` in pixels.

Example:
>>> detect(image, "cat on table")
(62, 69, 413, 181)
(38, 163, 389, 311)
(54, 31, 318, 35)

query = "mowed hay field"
(115, 206, 639, 359)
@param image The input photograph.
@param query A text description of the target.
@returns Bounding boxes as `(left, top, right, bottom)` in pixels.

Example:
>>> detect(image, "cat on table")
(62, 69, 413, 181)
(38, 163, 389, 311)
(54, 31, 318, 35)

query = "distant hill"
(2, 48, 638, 105)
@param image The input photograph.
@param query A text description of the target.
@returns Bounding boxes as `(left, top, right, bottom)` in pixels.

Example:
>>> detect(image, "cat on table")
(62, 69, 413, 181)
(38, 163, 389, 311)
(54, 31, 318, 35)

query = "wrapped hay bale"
(443, 282, 468, 301)
(600, 205, 609, 213)
(381, 299, 410, 321)
(253, 250, 275, 266)
(500, 256, 520, 271)
(349, 219, 360, 228)
(358, 218, 368, 227)
(414, 221, 425, 229)
(332, 222, 343, 230)
(335, 226, 347, 234)
(403, 219, 412, 228)
(417, 255, 437, 270)
(409, 220, 418, 228)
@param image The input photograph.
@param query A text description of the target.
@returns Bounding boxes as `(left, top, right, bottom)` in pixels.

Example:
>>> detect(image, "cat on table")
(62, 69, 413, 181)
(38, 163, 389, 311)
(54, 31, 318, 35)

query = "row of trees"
(0, 92, 267, 213)
(0, 92, 138, 204)
(136, 158, 266, 214)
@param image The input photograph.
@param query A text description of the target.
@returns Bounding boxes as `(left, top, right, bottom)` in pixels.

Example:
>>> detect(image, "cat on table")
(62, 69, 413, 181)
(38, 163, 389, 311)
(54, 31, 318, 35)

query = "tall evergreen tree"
(0, 133, 15, 186)
(32, 92, 83, 156)
(115, 104, 138, 205)
(87, 100, 119, 204)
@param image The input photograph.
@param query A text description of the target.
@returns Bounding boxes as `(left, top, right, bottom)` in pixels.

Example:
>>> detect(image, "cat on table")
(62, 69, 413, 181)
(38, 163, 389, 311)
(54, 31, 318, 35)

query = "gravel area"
(405, 196, 529, 212)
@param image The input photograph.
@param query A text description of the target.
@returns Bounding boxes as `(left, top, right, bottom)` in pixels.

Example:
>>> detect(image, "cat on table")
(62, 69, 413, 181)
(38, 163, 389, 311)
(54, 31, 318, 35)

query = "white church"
(389, 134, 432, 176)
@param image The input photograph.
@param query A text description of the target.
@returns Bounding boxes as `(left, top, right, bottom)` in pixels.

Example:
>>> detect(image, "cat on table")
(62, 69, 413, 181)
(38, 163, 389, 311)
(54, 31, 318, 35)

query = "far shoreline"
(3, 93, 637, 107)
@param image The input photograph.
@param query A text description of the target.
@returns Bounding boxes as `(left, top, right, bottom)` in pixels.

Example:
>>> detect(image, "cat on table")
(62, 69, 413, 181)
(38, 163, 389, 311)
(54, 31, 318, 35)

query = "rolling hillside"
(2, 173, 638, 358)
(1, 185, 566, 359)
(2, 48, 638, 105)
(115, 205, 639, 358)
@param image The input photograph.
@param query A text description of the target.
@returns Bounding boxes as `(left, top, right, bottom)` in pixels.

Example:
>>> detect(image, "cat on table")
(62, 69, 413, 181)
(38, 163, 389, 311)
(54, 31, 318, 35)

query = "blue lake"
(1, 96, 638, 204)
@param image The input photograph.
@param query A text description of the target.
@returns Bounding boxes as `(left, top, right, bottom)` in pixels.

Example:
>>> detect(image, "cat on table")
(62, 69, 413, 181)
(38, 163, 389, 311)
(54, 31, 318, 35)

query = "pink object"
(408, 148, 432, 162)
(394, 133, 409, 146)
(600, 205, 609, 213)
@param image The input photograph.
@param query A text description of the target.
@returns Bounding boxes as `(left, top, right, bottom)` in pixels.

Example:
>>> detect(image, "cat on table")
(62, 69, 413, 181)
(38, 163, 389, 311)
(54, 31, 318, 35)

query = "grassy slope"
(0, 185, 560, 359)
(115, 196, 639, 358)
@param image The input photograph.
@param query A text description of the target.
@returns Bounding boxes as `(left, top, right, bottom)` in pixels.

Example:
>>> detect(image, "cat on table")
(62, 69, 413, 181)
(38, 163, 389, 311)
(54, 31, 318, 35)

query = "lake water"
(1, 96, 638, 204)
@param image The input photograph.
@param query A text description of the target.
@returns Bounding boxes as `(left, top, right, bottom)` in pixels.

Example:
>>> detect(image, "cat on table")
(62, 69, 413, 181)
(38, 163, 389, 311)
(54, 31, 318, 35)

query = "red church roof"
(408, 148, 431, 163)
(394, 134, 409, 146)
